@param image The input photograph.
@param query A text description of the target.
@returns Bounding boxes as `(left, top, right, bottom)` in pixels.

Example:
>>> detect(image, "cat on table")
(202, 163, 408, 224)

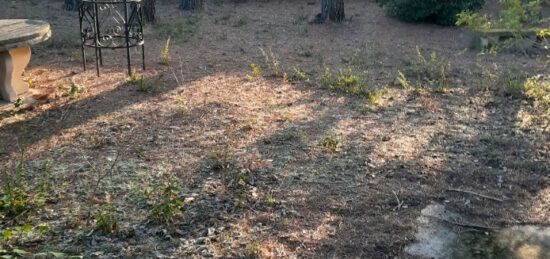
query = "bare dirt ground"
(0, 0, 549, 258)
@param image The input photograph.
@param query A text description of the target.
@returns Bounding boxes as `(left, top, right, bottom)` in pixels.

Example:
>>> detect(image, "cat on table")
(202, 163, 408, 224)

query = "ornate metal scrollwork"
(79, 0, 145, 76)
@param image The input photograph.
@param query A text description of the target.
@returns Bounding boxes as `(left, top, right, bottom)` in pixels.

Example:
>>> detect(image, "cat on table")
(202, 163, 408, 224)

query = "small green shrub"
(457, 0, 545, 31)
(290, 66, 309, 82)
(396, 71, 412, 90)
(147, 185, 184, 224)
(323, 67, 369, 96)
(504, 77, 525, 98)
(319, 136, 339, 152)
(250, 63, 261, 77)
(266, 192, 275, 206)
(336, 68, 361, 90)
(208, 149, 231, 170)
(68, 80, 83, 99)
(523, 75, 550, 127)
(94, 205, 118, 233)
(126, 69, 143, 85)
(377, 0, 486, 26)
(365, 88, 389, 106)
(246, 240, 260, 257)
(403, 47, 450, 91)
(1, 160, 45, 219)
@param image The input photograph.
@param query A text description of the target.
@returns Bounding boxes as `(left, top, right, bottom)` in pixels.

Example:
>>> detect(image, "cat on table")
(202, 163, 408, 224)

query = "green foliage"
(266, 192, 275, 206)
(153, 14, 201, 42)
(365, 88, 388, 106)
(523, 76, 550, 128)
(376, 0, 485, 26)
(147, 185, 184, 224)
(336, 68, 361, 90)
(457, 0, 545, 30)
(68, 80, 83, 99)
(0, 187, 29, 218)
(396, 70, 412, 90)
(126, 69, 143, 85)
(290, 66, 309, 82)
(246, 240, 260, 257)
(322, 67, 369, 96)
(0, 159, 45, 219)
(503, 77, 525, 98)
(94, 205, 118, 233)
(13, 98, 23, 108)
(319, 136, 339, 152)
(249, 63, 261, 77)
(208, 149, 231, 170)
(403, 47, 450, 91)
(138, 74, 164, 93)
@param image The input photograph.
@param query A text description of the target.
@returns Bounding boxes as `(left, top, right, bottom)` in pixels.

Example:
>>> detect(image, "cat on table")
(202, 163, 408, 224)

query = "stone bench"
(475, 28, 547, 49)
(0, 19, 51, 102)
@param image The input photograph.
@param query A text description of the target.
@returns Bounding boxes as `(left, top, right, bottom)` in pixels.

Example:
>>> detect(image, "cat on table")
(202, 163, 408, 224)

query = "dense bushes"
(376, 0, 486, 26)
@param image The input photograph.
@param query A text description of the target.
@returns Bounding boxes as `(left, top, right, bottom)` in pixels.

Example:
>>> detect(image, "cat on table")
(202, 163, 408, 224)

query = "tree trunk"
(316, 0, 345, 23)
(64, 0, 81, 11)
(180, 0, 203, 11)
(142, 0, 156, 22)
(329, 0, 345, 22)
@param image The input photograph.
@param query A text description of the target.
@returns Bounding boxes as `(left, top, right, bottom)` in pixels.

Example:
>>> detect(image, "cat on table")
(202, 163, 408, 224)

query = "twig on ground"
(392, 190, 404, 211)
(447, 188, 504, 202)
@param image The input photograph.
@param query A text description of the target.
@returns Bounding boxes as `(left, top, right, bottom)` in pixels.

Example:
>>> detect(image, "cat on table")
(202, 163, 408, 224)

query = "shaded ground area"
(0, 0, 548, 258)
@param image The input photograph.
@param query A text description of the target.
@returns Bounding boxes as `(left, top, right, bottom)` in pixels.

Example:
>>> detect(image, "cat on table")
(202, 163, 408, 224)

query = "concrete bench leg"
(0, 47, 31, 102)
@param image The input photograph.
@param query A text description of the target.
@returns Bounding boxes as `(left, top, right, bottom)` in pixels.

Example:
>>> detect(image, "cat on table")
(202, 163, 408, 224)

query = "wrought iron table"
(79, 0, 145, 76)
(0, 19, 51, 102)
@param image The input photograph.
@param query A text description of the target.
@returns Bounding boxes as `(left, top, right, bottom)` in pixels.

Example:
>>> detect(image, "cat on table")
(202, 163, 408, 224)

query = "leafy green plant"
(376, 0, 486, 26)
(323, 67, 369, 96)
(365, 88, 388, 106)
(282, 72, 289, 84)
(250, 63, 261, 77)
(126, 69, 143, 85)
(68, 80, 83, 99)
(0, 187, 29, 218)
(94, 204, 118, 233)
(319, 136, 339, 152)
(538, 29, 550, 57)
(396, 71, 412, 90)
(523, 75, 550, 128)
(457, 0, 545, 31)
(266, 192, 275, 206)
(336, 68, 361, 90)
(147, 185, 184, 224)
(13, 98, 24, 108)
(403, 47, 450, 91)
(246, 240, 260, 257)
(208, 149, 231, 170)
(137, 74, 164, 93)
(0, 159, 45, 219)
(290, 66, 309, 82)
(503, 77, 525, 98)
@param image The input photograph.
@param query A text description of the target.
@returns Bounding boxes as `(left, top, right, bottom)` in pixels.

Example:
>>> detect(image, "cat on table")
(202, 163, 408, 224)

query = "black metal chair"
(79, 0, 145, 76)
